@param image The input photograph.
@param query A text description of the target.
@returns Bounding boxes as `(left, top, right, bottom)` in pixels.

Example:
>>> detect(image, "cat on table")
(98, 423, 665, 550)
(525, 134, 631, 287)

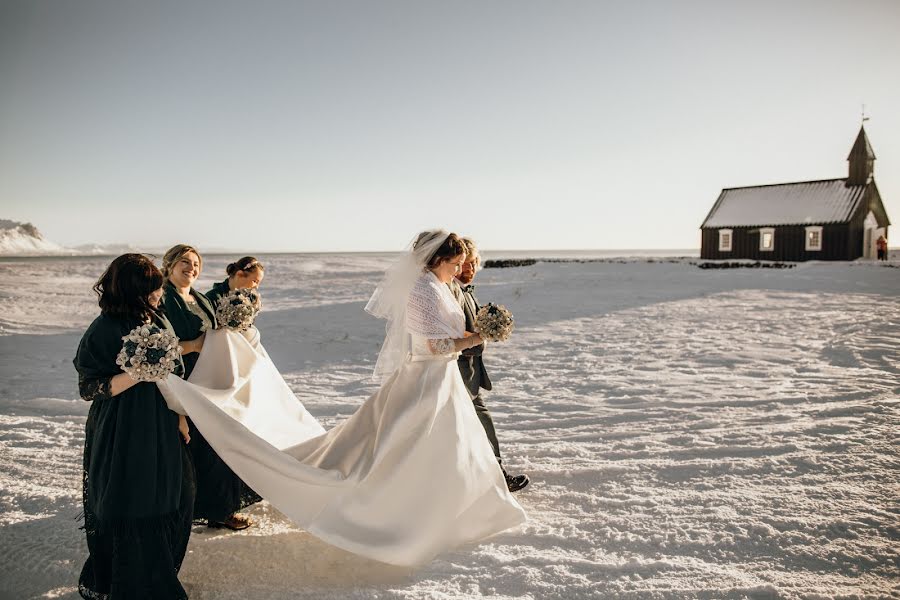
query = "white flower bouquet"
(215, 288, 261, 332)
(115, 324, 183, 382)
(474, 303, 514, 342)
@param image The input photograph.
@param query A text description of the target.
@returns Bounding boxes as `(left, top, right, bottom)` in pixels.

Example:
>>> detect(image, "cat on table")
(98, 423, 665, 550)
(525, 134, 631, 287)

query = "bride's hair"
(415, 231, 465, 269)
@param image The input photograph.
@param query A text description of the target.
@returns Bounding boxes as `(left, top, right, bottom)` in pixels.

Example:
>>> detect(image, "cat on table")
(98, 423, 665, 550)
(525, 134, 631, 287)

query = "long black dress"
(74, 312, 195, 600)
(161, 281, 261, 523)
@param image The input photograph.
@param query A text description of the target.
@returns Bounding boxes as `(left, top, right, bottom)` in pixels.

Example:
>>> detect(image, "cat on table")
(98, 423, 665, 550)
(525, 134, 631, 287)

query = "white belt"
(407, 352, 460, 363)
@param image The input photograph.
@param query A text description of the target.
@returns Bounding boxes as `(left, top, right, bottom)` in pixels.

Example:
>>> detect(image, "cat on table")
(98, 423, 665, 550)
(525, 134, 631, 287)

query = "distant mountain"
(71, 242, 166, 256)
(0, 221, 269, 256)
(69, 244, 256, 256)
(0, 219, 67, 255)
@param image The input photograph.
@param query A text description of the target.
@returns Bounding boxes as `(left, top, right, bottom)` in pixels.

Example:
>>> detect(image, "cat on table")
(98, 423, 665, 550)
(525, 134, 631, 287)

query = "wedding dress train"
(157, 291, 525, 566)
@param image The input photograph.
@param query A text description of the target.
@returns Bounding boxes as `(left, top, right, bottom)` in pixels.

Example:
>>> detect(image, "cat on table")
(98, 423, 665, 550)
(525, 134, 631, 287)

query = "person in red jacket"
(876, 235, 888, 261)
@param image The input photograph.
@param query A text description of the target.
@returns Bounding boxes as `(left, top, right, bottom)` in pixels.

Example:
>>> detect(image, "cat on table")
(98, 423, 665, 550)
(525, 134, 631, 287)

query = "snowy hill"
(0, 219, 67, 255)
(0, 221, 160, 256)
(70, 242, 161, 255)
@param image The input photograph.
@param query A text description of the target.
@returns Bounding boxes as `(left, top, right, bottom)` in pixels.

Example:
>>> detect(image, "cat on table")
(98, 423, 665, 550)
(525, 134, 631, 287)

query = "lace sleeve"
(428, 338, 455, 354)
(78, 374, 112, 402)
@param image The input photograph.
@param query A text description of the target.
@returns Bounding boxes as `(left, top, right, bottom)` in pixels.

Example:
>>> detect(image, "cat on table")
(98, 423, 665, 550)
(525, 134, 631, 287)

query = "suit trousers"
(472, 394, 502, 464)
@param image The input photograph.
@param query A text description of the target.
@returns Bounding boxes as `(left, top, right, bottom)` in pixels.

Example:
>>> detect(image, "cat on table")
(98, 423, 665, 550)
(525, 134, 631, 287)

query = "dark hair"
(226, 256, 265, 277)
(162, 244, 202, 279)
(93, 254, 164, 322)
(417, 231, 466, 269)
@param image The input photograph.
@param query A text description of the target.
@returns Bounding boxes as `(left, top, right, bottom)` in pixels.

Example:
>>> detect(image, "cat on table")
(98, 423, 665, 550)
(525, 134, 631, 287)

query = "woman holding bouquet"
(206, 256, 265, 309)
(161, 244, 260, 531)
(74, 253, 194, 599)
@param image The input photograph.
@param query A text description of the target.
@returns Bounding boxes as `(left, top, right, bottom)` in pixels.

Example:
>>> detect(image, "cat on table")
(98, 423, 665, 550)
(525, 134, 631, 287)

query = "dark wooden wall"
(701, 224, 855, 261)
(847, 196, 867, 258)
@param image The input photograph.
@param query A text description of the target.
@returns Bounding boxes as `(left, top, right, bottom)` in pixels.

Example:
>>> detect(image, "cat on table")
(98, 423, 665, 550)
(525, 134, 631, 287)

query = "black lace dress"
(162, 282, 261, 523)
(74, 312, 195, 600)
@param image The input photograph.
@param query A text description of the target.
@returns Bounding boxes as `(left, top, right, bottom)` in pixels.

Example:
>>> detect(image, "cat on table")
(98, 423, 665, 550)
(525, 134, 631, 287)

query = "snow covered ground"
(1, 254, 898, 599)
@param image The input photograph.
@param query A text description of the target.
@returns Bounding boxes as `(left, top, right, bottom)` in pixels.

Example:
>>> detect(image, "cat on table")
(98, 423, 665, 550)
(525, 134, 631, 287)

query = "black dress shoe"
(505, 473, 530, 493)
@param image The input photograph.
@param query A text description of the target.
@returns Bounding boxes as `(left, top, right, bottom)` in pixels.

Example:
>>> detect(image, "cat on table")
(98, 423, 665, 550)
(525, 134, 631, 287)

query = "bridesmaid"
(160, 244, 260, 530)
(74, 253, 194, 599)
(206, 256, 265, 309)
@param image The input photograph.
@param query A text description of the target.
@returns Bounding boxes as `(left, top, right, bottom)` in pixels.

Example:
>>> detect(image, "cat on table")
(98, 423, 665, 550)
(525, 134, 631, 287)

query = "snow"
(0, 220, 67, 255)
(1, 254, 898, 599)
(701, 179, 865, 228)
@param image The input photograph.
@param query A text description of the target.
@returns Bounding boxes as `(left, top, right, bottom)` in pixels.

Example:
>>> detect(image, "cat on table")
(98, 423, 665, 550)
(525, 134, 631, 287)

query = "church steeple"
(847, 125, 875, 185)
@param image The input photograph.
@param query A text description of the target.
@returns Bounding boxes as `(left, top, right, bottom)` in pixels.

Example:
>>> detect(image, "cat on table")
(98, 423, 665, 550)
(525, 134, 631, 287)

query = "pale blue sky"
(1, 0, 898, 251)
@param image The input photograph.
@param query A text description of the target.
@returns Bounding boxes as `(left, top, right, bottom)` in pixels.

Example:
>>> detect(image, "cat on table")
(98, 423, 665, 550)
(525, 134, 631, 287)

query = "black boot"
(502, 466, 530, 493)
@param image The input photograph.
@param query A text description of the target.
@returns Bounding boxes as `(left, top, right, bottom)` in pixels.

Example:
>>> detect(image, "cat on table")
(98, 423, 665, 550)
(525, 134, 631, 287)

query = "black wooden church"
(700, 126, 890, 261)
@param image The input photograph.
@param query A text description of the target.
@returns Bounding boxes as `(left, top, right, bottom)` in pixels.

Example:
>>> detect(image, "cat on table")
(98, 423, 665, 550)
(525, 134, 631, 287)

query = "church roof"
(847, 126, 876, 161)
(701, 178, 867, 228)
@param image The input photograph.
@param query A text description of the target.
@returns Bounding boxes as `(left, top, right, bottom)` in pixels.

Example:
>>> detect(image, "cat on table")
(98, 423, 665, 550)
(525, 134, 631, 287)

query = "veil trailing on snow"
(365, 230, 451, 379)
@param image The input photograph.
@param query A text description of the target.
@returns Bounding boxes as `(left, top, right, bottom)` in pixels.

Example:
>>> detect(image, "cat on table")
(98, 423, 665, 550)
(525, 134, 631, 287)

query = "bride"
(159, 230, 526, 567)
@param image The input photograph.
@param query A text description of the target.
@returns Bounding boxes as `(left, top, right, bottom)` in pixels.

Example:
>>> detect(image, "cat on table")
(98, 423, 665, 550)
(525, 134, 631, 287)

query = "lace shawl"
(406, 271, 465, 352)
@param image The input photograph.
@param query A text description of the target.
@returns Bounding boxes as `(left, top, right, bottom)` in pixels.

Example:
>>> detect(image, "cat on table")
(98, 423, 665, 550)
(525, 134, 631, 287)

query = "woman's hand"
(178, 415, 191, 444)
(456, 333, 484, 352)
(427, 333, 484, 354)
(182, 332, 206, 354)
(109, 372, 140, 397)
(465, 331, 484, 345)
(463, 331, 485, 347)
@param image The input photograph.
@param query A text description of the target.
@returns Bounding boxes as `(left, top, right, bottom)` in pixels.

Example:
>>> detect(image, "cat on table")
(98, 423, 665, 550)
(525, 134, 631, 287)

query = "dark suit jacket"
(449, 280, 492, 398)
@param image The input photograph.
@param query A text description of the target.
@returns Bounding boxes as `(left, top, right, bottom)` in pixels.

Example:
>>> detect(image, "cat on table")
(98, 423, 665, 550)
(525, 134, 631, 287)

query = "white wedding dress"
(158, 271, 525, 567)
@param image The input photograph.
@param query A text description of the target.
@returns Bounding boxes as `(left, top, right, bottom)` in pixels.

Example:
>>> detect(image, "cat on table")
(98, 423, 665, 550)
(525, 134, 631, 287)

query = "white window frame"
(718, 229, 733, 252)
(759, 228, 775, 252)
(805, 226, 823, 251)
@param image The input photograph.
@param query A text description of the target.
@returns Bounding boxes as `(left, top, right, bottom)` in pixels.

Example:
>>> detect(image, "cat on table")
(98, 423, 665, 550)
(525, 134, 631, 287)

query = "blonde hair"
(460, 237, 480, 268)
(162, 244, 203, 278)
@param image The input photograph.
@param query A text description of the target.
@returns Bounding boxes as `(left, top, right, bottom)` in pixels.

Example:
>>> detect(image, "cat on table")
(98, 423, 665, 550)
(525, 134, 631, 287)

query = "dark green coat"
(161, 281, 217, 379)
(205, 278, 231, 312)
(161, 280, 260, 521)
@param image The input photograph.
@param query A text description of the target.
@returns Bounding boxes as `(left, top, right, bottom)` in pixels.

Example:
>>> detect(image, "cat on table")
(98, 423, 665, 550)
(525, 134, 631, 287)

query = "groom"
(450, 237, 529, 493)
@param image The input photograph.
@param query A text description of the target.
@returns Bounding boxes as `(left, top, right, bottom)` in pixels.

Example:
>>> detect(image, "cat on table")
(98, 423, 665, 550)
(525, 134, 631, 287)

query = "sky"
(1, 0, 898, 252)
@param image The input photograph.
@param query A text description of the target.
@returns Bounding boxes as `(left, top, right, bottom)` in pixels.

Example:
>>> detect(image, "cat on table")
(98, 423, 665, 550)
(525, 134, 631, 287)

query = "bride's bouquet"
(215, 288, 261, 332)
(116, 324, 182, 382)
(474, 303, 514, 342)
